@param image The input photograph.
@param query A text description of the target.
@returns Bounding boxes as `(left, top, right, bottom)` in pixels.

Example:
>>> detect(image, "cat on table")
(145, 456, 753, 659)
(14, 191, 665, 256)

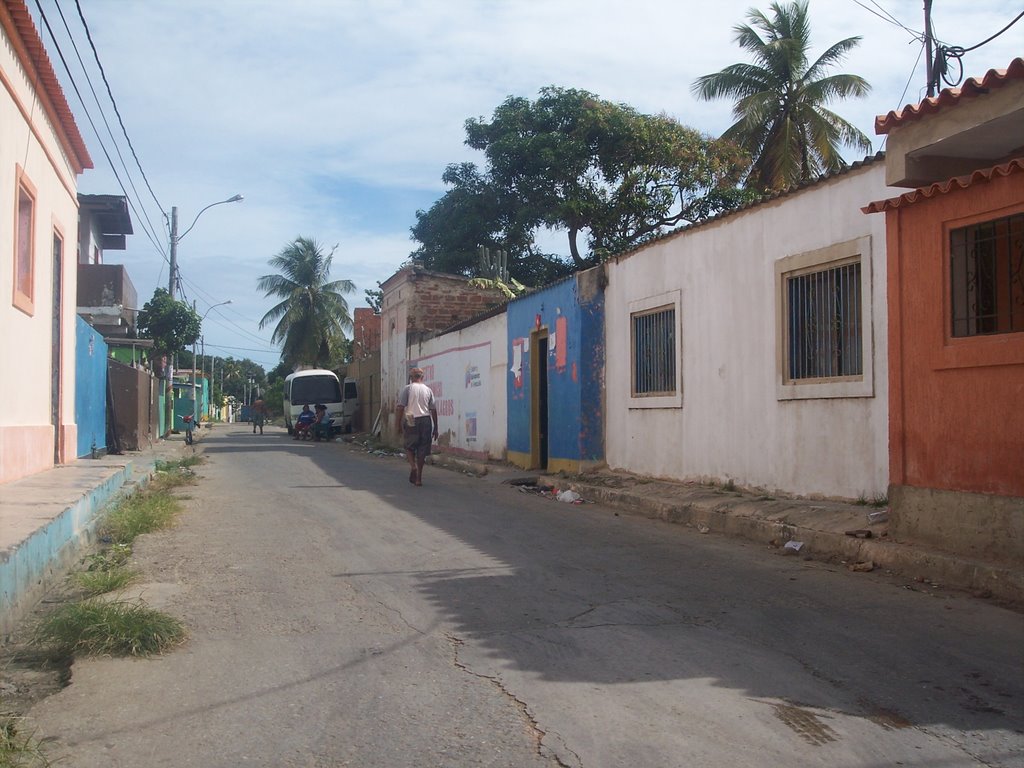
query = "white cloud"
(36, 0, 1022, 371)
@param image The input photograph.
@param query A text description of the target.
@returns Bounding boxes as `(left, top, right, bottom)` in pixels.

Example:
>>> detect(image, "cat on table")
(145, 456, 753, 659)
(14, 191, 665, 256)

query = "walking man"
(395, 368, 439, 486)
(252, 397, 267, 435)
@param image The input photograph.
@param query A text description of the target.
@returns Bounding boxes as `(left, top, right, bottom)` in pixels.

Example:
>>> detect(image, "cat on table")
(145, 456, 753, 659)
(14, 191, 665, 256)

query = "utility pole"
(924, 0, 935, 97)
(168, 206, 179, 299)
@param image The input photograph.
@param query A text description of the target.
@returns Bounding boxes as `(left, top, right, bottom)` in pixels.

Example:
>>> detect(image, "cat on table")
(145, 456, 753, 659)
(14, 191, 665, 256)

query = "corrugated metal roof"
(875, 58, 1024, 135)
(862, 158, 1024, 213)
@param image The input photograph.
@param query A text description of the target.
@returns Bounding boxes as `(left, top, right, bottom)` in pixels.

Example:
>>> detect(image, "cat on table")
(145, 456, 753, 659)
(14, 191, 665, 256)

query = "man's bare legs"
(407, 450, 418, 484)
(406, 450, 426, 486)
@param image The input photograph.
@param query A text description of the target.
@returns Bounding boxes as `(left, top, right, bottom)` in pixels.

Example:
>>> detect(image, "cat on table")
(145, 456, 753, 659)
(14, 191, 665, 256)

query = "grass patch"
(0, 716, 51, 767)
(33, 600, 185, 657)
(101, 492, 180, 546)
(855, 493, 889, 508)
(71, 566, 139, 596)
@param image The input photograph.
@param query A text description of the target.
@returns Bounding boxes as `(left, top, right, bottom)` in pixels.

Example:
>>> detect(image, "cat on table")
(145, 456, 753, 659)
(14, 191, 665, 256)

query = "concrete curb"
(536, 477, 1024, 606)
(0, 440, 189, 639)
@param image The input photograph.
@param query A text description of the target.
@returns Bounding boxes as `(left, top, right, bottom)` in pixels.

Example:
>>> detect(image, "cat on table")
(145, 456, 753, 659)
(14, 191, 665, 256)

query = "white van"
(283, 369, 358, 435)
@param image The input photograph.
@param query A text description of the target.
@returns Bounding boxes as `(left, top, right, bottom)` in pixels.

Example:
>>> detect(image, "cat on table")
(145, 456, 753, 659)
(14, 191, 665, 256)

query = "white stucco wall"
(408, 311, 508, 461)
(604, 163, 890, 500)
(1, 21, 83, 480)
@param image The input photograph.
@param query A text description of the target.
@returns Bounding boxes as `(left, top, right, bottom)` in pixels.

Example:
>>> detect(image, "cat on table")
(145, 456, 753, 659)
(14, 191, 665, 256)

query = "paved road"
(27, 425, 1024, 767)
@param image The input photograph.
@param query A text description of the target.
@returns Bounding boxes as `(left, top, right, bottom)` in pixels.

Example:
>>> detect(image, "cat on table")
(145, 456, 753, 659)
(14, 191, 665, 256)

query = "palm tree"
(691, 0, 872, 192)
(257, 237, 354, 369)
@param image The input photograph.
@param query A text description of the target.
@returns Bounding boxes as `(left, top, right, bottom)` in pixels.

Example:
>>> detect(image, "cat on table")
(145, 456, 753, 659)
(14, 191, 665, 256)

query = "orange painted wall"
(887, 170, 1024, 496)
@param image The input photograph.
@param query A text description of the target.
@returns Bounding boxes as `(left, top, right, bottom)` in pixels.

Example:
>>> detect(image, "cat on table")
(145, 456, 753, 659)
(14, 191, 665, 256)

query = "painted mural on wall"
(410, 342, 492, 459)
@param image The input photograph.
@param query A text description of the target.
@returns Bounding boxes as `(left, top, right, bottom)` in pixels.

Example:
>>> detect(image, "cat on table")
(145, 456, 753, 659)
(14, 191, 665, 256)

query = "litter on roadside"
(845, 529, 873, 538)
(556, 489, 581, 503)
(782, 540, 804, 554)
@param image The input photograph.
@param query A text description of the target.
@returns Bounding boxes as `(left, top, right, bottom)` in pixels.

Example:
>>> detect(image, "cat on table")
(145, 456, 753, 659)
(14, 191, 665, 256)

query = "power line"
(177, 274, 277, 348)
(930, 9, 1024, 89)
(204, 342, 279, 354)
(32, 0, 169, 261)
(851, 0, 922, 41)
(879, 41, 926, 152)
(71, 0, 166, 218)
(49, 0, 167, 257)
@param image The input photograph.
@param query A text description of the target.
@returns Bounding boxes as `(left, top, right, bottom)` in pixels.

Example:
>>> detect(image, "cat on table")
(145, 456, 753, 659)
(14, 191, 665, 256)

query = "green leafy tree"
(411, 162, 572, 286)
(691, 0, 872, 192)
(137, 288, 200, 355)
(364, 286, 383, 313)
(461, 87, 753, 268)
(257, 237, 355, 370)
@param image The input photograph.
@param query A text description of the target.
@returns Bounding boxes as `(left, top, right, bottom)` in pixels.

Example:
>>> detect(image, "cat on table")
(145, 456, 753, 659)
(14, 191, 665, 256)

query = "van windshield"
(291, 376, 342, 404)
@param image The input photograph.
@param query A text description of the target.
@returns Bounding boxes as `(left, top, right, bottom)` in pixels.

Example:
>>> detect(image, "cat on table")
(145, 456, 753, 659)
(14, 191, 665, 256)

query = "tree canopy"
(137, 288, 200, 355)
(411, 87, 754, 281)
(257, 237, 355, 370)
(691, 0, 872, 191)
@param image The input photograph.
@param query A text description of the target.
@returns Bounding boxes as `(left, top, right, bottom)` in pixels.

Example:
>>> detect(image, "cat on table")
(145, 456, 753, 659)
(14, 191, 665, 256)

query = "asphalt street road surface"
(26, 425, 1024, 767)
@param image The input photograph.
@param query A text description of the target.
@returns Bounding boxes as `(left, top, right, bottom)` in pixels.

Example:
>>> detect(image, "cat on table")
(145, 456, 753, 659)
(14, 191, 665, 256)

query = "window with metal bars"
(785, 260, 862, 381)
(631, 306, 676, 395)
(950, 213, 1024, 338)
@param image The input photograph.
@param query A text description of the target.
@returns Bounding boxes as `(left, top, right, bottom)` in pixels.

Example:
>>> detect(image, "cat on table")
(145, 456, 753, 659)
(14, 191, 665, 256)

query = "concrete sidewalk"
(0, 431, 193, 639)
(427, 454, 1023, 607)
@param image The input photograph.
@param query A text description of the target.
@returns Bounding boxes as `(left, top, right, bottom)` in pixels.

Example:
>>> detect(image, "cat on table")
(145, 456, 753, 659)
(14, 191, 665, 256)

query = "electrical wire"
(33, 0, 170, 262)
(71, 0, 166, 218)
(177, 275, 278, 347)
(879, 41, 926, 152)
(50, 0, 167, 257)
(931, 9, 1024, 88)
(852, 0, 922, 41)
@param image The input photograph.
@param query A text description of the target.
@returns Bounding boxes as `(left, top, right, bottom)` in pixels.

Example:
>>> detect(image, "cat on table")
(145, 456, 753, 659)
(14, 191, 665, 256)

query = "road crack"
(445, 632, 580, 768)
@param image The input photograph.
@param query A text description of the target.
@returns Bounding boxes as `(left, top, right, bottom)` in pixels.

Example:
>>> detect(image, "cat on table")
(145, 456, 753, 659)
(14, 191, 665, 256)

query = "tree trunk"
(567, 227, 586, 267)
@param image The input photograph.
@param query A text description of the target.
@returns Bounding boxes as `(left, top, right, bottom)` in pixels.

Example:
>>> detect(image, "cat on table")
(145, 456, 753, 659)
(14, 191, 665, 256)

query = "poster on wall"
(412, 342, 491, 458)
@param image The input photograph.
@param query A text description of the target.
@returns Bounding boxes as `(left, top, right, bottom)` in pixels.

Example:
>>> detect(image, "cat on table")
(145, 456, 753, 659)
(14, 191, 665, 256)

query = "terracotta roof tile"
(862, 158, 1024, 213)
(875, 58, 1024, 135)
(2, 0, 92, 172)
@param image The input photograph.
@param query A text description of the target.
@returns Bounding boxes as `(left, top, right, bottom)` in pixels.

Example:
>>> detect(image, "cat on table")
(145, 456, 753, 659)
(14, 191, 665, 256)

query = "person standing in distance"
(395, 368, 439, 486)
(252, 396, 268, 435)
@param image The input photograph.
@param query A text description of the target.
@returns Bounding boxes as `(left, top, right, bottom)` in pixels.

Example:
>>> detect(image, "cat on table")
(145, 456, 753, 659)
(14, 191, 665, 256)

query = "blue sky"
(31, 0, 1022, 371)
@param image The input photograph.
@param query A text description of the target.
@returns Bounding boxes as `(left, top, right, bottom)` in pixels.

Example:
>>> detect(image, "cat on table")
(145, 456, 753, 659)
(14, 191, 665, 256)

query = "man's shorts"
(403, 415, 433, 459)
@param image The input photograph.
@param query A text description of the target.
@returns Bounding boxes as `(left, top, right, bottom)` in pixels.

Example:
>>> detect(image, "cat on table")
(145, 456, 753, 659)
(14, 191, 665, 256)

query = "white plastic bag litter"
(556, 490, 581, 503)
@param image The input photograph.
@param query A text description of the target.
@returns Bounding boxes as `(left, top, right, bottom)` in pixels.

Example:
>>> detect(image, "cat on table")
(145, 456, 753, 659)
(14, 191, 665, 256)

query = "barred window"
(632, 305, 676, 395)
(785, 260, 862, 381)
(950, 213, 1024, 338)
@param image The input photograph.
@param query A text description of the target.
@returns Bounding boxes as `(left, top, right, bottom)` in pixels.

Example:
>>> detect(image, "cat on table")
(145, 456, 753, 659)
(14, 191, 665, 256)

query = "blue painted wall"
(507, 269, 605, 466)
(75, 317, 108, 457)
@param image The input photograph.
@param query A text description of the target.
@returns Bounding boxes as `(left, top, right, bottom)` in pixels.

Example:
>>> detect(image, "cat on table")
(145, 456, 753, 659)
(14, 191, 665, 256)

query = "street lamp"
(193, 300, 232, 430)
(168, 194, 243, 299)
(165, 194, 242, 438)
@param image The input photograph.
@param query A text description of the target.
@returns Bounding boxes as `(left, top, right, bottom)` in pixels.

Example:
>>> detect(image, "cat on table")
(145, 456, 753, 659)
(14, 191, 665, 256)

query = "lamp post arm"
(178, 194, 243, 241)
